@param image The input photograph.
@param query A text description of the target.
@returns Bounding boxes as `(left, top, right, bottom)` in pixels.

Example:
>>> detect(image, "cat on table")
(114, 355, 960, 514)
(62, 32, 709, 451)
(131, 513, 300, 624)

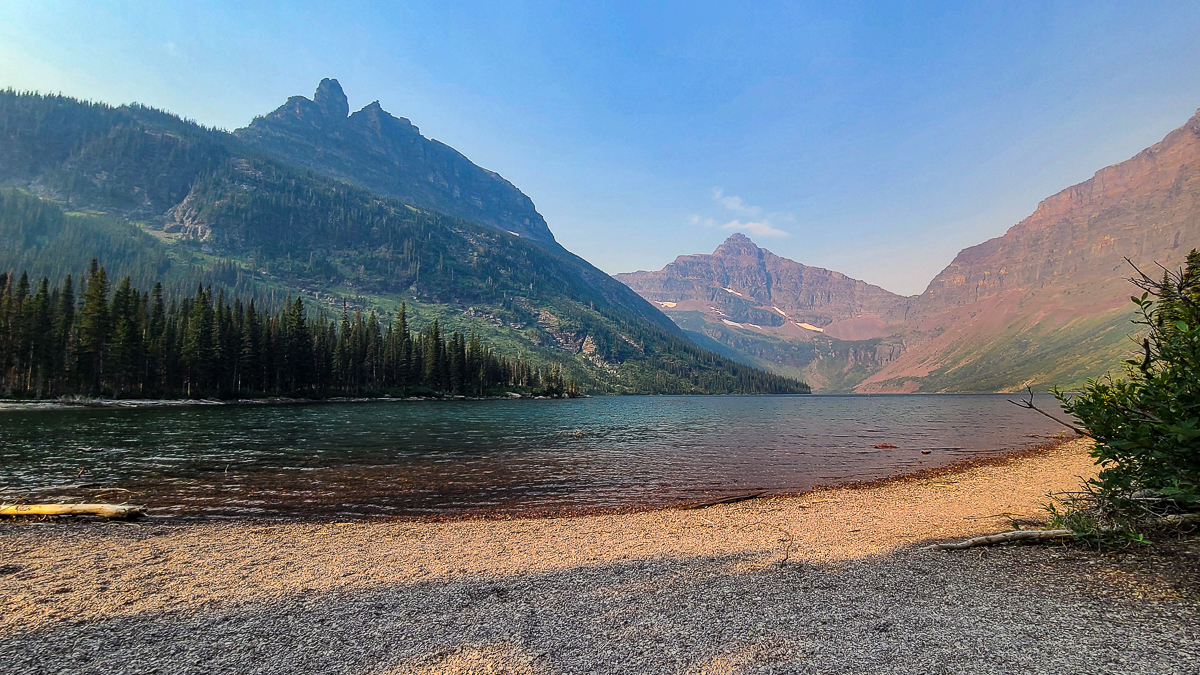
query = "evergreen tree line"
(0, 261, 575, 400)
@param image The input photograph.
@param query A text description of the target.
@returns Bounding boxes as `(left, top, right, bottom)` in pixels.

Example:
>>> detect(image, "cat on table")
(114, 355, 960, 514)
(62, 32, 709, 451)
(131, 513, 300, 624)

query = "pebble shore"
(3, 438, 1198, 674)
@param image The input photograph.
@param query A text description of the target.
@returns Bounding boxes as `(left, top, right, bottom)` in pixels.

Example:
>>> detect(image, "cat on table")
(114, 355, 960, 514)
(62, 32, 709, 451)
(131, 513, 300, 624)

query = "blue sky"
(3, 2, 1200, 295)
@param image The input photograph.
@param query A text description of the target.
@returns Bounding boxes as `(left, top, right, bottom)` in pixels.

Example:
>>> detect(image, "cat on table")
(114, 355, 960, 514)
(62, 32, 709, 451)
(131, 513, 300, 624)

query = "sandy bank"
(2, 438, 1198, 674)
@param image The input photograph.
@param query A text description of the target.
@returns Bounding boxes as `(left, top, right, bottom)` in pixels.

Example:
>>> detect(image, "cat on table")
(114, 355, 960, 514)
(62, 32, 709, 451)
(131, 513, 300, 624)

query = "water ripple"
(0, 394, 1069, 518)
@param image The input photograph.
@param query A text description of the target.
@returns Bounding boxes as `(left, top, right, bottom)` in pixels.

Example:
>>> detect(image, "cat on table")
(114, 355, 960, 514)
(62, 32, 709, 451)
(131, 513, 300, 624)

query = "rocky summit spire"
(313, 78, 349, 119)
(236, 78, 557, 243)
(714, 232, 762, 257)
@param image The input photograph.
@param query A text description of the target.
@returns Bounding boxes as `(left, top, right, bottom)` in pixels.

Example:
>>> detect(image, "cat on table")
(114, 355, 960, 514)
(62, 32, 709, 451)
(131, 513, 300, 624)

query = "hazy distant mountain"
(619, 109, 1200, 393)
(0, 84, 806, 394)
(616, 234, 911, 390)
(235, 79, 555, 243)
(617, 233, 910, 338)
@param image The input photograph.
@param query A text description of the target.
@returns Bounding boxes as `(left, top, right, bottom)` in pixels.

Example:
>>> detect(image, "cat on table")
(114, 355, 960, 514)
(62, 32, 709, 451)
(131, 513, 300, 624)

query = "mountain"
(234, 79, 554, 243)
(617, 234, 911, 390)
(619, 108, 1200, 393)
(0, 85, 807, 395)
(857, 107, 1200, 393)
(617, 233, 910, 338)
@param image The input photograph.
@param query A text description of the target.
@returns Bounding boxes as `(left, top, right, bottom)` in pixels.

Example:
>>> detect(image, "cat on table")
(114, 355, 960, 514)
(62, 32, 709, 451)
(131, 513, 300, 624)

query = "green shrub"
(1056, 249, 1200, 513)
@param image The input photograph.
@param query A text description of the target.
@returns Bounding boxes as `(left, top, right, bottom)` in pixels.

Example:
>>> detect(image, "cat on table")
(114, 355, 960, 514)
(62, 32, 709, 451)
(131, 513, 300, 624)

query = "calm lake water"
(0, 394, 1070, 520)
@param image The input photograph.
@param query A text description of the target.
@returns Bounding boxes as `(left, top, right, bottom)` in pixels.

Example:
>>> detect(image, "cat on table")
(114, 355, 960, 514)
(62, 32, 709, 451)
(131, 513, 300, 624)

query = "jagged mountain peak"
(713, 233, 763, 257)
(313, 78, 349, 119)
(348, 99, 419, 135)
(237, 79, 555, 242)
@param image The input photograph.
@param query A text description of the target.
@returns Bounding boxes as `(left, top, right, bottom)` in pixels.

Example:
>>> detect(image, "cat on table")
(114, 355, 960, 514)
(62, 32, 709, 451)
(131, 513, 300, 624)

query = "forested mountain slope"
(0, 87, 806, 395)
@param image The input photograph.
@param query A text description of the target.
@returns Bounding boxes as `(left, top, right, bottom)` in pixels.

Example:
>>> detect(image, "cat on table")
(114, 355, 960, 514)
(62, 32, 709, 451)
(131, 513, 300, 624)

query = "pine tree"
(77, 264, 110, 395)
(108, 276, 141, 396)
(27, 278, 53, 396)
(54, 275, 76, 391)
(146, 283, 166, 394)
(239, 300, 261, 393)
(182, 285, 215, 395)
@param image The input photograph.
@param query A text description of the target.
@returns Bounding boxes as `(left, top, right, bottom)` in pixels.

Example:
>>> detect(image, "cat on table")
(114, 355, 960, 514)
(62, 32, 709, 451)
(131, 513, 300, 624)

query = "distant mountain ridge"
(618, 108, 1200, 392)
(617, 233, 910, 339)
(235, 79, 555, 243)
(616, 234, 910, 390)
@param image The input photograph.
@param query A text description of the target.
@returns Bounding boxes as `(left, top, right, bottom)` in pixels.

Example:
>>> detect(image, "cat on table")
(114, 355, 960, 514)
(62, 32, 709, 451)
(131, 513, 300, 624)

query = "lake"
(0, 394, 1072, 520)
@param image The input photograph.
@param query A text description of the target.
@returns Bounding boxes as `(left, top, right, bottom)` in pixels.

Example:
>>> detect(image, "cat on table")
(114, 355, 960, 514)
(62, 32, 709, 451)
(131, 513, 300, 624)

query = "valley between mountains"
(0, 79, 803, 396)
(2, 77, 1197, 395)
(617, 108, 1200, 392)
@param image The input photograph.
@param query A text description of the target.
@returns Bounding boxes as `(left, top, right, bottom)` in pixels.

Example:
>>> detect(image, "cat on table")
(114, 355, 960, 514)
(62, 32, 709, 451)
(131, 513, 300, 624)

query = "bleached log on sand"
(1, 503, 145, 519)
(925, 529, 1074, 550)
(928, 513, 1200, 550)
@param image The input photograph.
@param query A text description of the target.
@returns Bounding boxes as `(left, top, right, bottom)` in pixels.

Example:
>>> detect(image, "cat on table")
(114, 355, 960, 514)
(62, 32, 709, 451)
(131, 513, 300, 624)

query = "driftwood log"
(0, 503, 145, 519)
(925, 529, 1073, 550)
(928, 513, 1200, 550)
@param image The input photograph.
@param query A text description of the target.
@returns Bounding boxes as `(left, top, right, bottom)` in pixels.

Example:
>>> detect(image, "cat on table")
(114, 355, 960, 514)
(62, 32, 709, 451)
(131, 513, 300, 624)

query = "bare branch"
(1008, 387, 1094, 438)
(1106, 401, 1167, 425)
(1127, 257, 1199, 311)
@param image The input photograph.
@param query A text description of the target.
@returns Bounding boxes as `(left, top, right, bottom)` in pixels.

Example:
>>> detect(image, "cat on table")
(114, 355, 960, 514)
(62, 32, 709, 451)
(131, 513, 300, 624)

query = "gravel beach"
(2, 437, 1198, 674)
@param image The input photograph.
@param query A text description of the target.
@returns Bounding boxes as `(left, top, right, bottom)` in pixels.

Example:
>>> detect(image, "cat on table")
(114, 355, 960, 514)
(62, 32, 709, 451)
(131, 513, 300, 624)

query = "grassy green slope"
(865, 308, 1138, 393)
(670, 311, 815, 380)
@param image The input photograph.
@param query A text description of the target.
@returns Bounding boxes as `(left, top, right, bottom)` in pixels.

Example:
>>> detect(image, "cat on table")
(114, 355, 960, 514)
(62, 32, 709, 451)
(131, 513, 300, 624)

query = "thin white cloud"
(711, 188, 761, 217)
(696, 190, 790, 237)
(721, 219, 789, 238)
(163, 42, 183, 58)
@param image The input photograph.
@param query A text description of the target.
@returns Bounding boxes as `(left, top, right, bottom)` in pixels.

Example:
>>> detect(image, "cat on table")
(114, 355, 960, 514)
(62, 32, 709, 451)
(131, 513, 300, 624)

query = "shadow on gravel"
(3, 545, 1198, 675)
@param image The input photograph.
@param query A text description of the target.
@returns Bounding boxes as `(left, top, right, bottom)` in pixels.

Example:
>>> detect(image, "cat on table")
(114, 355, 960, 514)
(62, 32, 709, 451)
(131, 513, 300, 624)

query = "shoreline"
(0, 392, 587, 412)
(2, 436, 1098, 541)
(5, 436, 1198, 673)
(0, 390, 1056, 412)
(370, 434, 1085, 525)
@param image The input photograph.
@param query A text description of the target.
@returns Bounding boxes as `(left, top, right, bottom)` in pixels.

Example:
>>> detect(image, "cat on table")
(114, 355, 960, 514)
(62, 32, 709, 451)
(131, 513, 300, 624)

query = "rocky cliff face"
(918, 109, 1200, 314)
(615, 233, 913, 391)
(854, 108, 1200, 392)
(235, 79, 556, 243)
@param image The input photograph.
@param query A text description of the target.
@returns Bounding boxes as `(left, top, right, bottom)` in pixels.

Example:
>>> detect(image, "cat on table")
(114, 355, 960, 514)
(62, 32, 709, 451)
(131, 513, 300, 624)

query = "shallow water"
(0, 394, 1069, 520)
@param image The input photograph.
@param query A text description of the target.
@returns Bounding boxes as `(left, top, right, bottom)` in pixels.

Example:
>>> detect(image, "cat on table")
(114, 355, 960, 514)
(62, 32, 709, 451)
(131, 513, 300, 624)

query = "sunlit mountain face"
(619, 109, 1200, 393)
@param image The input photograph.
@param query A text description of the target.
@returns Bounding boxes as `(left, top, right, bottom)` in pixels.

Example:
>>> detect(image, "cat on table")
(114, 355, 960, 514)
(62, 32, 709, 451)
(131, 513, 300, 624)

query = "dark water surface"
(0, 395, 1069, 520)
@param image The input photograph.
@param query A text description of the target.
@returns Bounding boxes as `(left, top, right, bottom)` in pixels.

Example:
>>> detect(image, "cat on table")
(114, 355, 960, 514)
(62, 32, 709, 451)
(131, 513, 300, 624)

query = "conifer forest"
(0, 261, 576, 399)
